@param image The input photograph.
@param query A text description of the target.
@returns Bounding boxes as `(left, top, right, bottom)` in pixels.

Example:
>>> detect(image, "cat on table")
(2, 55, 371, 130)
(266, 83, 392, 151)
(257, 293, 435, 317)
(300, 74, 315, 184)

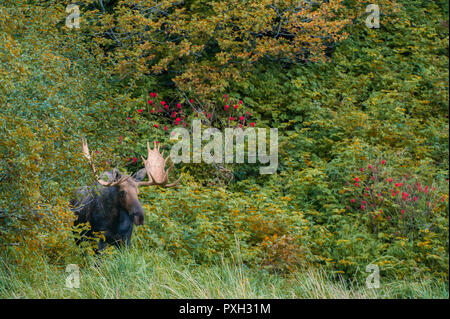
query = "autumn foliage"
(0, 0, 448, 296)
(79, 0, 399, 99)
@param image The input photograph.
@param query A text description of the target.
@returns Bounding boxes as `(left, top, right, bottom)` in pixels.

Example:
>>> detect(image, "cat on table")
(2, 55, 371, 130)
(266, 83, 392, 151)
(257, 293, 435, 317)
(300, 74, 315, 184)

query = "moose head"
(81, 139, 181, 226)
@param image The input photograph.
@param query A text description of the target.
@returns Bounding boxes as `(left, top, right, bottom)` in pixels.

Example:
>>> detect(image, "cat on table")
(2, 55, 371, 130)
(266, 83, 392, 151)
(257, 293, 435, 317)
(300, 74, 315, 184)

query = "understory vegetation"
(0, 0, 448, 298)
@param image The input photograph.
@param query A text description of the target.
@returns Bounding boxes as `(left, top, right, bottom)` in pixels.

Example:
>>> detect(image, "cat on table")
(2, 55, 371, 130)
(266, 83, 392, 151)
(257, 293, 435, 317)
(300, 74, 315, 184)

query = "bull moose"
(70, 139, 180, 251)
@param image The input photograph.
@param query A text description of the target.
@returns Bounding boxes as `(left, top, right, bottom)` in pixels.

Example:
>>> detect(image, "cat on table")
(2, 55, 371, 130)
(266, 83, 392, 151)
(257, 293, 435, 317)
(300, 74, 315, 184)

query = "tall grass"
(0, 246, 447, 299)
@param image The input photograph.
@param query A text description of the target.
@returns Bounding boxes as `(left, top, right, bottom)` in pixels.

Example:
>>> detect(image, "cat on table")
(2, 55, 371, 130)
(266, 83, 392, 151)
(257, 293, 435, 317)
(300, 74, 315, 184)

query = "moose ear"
(111, 168, 123, 182)
(132, 168, 147, 182)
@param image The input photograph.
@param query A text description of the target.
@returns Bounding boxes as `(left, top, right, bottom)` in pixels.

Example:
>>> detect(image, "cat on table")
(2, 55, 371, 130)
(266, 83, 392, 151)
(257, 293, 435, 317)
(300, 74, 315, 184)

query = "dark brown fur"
(70, 168, 146, 251)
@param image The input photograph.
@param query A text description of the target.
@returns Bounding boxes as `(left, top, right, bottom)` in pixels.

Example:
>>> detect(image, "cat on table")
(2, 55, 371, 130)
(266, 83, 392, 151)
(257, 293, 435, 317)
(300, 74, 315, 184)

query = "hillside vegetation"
(0, 0, 448, 298)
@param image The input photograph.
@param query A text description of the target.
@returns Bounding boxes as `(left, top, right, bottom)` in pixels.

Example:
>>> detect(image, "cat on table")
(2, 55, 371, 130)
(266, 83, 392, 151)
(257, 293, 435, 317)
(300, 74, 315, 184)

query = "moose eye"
(119, 190, 126, 198)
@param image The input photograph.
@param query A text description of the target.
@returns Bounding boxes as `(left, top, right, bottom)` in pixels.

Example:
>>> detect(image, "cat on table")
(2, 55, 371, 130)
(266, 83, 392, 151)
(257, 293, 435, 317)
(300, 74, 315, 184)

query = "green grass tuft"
(1, 247, 447, 299)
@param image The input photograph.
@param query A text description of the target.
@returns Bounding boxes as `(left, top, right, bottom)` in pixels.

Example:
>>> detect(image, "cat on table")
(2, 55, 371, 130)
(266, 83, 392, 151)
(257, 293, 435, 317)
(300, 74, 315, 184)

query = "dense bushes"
(0, 1, 135, 252)
(79, 0, 387, 99)
(0, 0, 448, 291)
(134, 179, 311, 272)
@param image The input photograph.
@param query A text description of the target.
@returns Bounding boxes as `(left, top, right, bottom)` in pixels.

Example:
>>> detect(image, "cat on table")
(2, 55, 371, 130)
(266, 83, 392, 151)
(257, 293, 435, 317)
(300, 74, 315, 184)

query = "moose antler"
(138, 141, 181, 188)
(81, 138, 130, 186)
(81, 138, 180, 188)
(81, 137, 96, 175)
(97, 171, 130, 187)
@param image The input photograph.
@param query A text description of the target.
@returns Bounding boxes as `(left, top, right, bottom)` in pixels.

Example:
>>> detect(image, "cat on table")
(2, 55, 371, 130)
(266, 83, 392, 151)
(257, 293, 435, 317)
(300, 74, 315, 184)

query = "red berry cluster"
(133, 92, 257, 131)
(345, 159, 448, 236)
(123, 92, 259, 164)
